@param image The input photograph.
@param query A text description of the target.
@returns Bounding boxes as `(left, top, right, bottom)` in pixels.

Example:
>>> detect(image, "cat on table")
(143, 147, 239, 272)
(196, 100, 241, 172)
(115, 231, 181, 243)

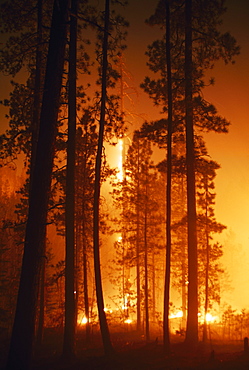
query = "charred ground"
(1, 329, 249, 369)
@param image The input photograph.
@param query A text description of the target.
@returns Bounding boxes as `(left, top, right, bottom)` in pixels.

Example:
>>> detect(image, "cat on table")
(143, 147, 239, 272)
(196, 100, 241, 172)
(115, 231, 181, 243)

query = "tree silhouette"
(163, 0, 173, 353)
(111, 132, 166, 337)
(141, 0, 239, 346)
(62, 0, 77, 360)
(196, 156, 226, 342)
(6, 0, 69, 367)
(93, 0, 114, 357)
(184, 0, 198, 347)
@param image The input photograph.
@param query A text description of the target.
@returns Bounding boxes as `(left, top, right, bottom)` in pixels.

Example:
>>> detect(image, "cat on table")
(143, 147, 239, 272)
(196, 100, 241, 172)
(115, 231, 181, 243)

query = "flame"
(122, 293, 129, 310)
(104, 307, 113, 313)
(124, 319, 132, 324)
(169, 310, 183, 319)
(117, 139, 123, 181)
(205, 313, 218, 322)
(78, 315, 88, 325)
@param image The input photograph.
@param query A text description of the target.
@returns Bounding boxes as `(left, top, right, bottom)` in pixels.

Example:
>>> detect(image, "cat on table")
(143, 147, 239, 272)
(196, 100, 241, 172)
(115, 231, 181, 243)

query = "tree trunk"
(33, 0, 45, 347)
(144, 180, 150, 342)
(80, 130, 91, 343)
(163, 0, 173, 354)
(30, 0, 43, 184)
(83, 236, 91, 343)
(62, 0, 77, 360)
(184, 0, 198, 347)
(136, 210, 141, 332)
(203, 175, 209, 343)
(136, 141, 141, 332)
(36, 253, 46, 346)
(152, 249, 156, 322)
(181, 239, 187, 329)
(6, 0, 69, 368)
(93, 0, 114, 357)
(179, 176, 187, 330)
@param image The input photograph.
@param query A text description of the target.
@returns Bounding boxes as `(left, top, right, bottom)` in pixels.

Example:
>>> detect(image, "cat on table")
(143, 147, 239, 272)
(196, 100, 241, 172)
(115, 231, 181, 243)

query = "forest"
(0, 0, 248, 369)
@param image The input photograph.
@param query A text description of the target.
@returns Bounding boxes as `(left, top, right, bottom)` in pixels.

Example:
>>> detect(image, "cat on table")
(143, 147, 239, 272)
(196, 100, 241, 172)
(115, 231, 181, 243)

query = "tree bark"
(62, 0, 77, 360)
(33, 0, 45, 347)
(6, 0, 69, 368)
(36, 252, 46, 346)
(184, 0, 198, 347)
(83, 236, 91, 342)
(80, 130, 91, 343)
(136, 140, 141, 332)
(93, 0, 114, 357)
(163, 0, 173, 354)
(30, 0, 43, 185)
(144, 179, 150, 342)
(203, 175, 209, 343)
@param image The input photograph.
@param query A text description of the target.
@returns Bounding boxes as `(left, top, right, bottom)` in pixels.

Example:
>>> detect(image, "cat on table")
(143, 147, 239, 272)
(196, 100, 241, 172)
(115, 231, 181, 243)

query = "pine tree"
(6, 0, 69, 367)
(0, 167, 23, 335)
(93, 0, 114, 356)
(164, 0, 173, 352)
(92, 0, 128, 355)
(184, 0, 198, 347)
(62, 0, 77, 360)
(75, 111, 99, 343)
(196, 156, 226, 342)
(141, 0, 239, 346)
(111, 132, 166, 336)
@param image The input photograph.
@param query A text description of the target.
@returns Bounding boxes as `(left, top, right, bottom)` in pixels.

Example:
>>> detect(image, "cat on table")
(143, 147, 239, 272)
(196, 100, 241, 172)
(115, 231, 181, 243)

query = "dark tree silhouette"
(111, 132, 166, 337)
(93, 0, 114, 357)
(32, 0, 45, 347)
(196, 157, 225, 342)
(144, 169, 150, 342)
(135, 138, 142, 332)
(62, 0, 77, 360)
(6, 0, 69, 368)
(163, 0, 173, 353)
(75, 114, 98, 344)
(184, 0, 198, 347)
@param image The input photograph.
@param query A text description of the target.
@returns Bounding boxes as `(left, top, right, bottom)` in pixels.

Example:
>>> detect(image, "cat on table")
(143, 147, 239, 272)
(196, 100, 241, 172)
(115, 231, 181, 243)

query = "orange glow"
(122, 294, 129, 310)
(205, 313, 218, 323)
(104, 307, 113, 313)
(78, 315, 88, 326)
(169, 310, 183, 319)
(0, 0, 248, 347)
(197, 312, 219, 324)
(116, 139, 124, 181)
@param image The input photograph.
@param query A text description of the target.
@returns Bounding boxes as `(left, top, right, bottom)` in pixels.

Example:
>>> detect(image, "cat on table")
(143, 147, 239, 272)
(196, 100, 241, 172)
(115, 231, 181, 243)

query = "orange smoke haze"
(121, 0, 249, 310)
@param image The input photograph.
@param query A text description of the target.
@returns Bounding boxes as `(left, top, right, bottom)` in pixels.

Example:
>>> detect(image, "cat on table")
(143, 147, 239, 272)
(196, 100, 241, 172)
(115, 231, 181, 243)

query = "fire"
(78, 315, 88, 325)
(104, 307, 113, 313)
(124, 319, 132, 324)
(116, 138, 123, 181)
(205, 313, 218, 322)
(122, 293, 129, 310)
(169, 310, 183, 319)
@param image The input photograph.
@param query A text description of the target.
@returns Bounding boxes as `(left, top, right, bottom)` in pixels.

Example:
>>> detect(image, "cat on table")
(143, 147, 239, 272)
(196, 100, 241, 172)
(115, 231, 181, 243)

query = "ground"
(1, 330, 249, 369)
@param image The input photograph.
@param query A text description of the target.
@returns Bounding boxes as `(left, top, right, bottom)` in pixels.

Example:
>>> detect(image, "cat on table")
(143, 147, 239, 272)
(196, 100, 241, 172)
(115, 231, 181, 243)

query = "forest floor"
(1, 329, 249, 369)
